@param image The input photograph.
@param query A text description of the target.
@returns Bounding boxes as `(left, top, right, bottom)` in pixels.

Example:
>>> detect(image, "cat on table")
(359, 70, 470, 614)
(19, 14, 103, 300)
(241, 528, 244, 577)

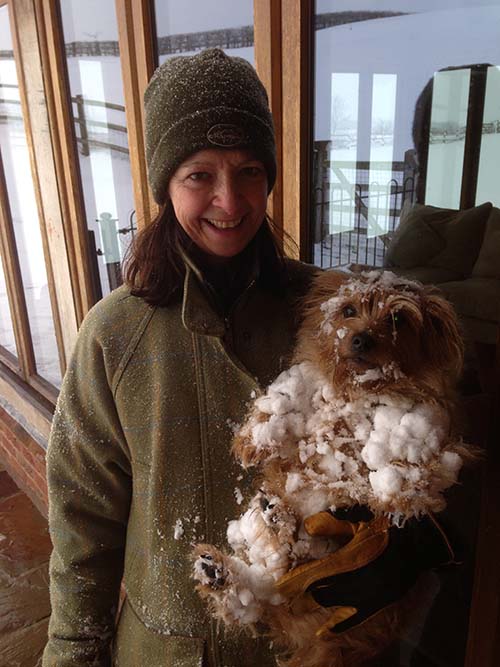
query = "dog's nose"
(351, 332, 375, 354)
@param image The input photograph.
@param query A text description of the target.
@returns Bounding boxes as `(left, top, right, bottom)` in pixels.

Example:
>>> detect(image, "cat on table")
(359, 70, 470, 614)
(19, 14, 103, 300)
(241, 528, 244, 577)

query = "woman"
(43, 48, 317, 667)
(43, 48, 454, 667)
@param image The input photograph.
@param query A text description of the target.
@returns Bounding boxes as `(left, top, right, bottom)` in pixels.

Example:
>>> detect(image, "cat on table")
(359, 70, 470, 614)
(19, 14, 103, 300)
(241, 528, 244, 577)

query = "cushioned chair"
(384, 201, 500, 346)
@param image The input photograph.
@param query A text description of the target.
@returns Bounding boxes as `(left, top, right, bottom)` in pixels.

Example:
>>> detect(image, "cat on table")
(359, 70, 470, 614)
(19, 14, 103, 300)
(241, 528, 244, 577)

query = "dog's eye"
(391, 311, 405, 326)
(342, 305, 357, 318)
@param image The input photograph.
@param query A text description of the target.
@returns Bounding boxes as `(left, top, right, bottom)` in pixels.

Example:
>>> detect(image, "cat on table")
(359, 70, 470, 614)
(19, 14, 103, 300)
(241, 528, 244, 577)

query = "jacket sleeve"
(43, 306, 133, 667)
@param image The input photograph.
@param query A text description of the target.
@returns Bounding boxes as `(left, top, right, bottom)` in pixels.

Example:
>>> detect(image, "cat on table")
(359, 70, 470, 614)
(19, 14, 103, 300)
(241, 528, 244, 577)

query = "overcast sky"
(57, 0, 253, 43)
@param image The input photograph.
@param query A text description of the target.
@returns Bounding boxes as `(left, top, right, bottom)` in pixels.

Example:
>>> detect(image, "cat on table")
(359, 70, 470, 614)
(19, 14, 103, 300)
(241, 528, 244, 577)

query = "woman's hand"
(276, 506, 455, 635)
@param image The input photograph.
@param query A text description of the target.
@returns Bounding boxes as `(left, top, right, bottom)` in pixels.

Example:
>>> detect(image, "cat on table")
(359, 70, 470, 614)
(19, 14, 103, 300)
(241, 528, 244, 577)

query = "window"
(59, 0, 136, 300)
(153, 0, 254, 65)
(312, 1, 500, 271)
(0, 3, 61, 389)
(475, 65, 500, 207)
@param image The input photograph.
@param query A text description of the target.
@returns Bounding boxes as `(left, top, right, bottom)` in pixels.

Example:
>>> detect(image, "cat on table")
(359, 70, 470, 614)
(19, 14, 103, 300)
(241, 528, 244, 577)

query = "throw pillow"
(384, 201, 445, 269)
(427, 201, 492, 276)
(471, 207, 500, 279)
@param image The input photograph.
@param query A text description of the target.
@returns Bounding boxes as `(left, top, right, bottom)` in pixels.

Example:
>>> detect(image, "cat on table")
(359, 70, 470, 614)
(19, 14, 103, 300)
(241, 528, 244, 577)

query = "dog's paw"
(258, 492, 297, 537)
(192, 545, 230, 589)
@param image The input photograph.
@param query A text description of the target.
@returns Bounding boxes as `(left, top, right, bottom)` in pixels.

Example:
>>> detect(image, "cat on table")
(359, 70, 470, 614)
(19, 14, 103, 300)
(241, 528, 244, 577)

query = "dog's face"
(297, 271, 464, 398)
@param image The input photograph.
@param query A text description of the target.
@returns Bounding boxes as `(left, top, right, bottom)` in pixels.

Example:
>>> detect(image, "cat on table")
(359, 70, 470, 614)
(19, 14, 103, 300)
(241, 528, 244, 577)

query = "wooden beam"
(254, 0, 283, 243)
(132, 0, 159, 225)
(116, 0, 158, 230)
(0, 368, 52, 444)
(460, 65, 487, 209)
(281, 0, 314, 260)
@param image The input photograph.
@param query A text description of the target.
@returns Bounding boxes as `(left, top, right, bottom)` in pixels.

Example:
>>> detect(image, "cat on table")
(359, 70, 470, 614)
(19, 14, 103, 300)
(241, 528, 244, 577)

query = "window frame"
(115, 0, 159, 231)
(0, 0, 70, 404)
(280, 0, 314, 260)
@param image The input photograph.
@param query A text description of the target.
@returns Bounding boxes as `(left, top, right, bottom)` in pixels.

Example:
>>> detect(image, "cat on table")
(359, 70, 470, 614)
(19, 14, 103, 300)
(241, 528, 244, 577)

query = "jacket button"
(242, 331, 251, 342)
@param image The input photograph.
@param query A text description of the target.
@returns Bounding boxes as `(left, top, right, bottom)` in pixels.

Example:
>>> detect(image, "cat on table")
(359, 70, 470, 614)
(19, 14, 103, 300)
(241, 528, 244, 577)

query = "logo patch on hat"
(207, 124, 247, 147)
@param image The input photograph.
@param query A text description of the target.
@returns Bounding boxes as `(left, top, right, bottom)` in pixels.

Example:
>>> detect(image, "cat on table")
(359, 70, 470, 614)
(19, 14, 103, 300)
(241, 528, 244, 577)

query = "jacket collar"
(180, 241, 261, 336)
(181, 264, 226, 336)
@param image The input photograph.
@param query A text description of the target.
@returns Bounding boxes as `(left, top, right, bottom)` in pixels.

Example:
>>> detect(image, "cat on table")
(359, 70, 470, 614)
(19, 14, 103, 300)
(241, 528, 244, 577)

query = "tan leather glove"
(276, 511, 390, 636)
(277, 508, 454, 636)
(278, 513, 390, 597)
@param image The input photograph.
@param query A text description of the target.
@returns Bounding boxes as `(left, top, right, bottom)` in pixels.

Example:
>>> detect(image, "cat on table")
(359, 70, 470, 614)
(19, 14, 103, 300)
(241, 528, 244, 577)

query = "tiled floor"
(0, 465, 51, 667)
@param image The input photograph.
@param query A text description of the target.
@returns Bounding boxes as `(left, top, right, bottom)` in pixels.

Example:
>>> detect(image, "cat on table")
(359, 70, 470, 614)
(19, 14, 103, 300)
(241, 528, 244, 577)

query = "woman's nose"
(212, 177, 241, 214)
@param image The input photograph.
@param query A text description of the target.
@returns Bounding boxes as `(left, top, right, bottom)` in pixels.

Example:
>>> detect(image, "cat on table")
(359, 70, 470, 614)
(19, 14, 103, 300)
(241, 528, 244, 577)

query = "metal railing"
(72, 94, 129, 156)
(312, 152, 417, 269)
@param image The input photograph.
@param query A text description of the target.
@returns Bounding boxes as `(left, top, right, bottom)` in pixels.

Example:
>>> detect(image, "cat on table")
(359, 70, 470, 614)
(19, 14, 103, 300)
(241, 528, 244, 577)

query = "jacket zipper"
(196, 278, 256, 666)
(192, 333, 222, 667)
(223, 278, 256, 349)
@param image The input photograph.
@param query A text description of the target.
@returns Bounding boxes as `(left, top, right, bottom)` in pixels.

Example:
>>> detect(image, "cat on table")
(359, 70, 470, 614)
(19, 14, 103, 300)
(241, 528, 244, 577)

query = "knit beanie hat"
(144, 48, 276, 205)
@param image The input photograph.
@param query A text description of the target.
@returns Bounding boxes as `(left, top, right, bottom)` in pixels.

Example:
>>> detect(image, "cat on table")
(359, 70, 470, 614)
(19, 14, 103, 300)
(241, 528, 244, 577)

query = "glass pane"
(312, 3, 500, 665)
(476, 65, 500, 206)
(313, 1, 500, 271)
(425, 68, 470, 208)
(0, 4, 61, 388)
(60, 0, 135, 299)
(0, 253, 17, 359)
(153, 0, 255, 65)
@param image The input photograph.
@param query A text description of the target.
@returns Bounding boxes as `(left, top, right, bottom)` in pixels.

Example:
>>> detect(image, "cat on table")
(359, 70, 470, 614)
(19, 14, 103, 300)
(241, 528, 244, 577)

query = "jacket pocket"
(113, 597, 205, 667)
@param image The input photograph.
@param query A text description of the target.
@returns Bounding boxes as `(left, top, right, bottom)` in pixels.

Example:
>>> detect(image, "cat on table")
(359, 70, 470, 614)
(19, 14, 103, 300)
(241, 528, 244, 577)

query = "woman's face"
(168, 148, 268, 261)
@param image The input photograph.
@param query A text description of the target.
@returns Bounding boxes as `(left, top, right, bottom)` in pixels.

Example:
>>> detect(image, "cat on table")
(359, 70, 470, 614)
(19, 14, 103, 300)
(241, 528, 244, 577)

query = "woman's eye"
(243, 167, 262, 176)
(240, 164, 266, 180)
(187, 172, 210, 182)
(342, 305, 357, 318)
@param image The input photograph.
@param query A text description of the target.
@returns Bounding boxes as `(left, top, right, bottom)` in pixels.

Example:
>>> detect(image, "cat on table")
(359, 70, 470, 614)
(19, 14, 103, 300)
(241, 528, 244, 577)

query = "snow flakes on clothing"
(173, 518, 184, 540)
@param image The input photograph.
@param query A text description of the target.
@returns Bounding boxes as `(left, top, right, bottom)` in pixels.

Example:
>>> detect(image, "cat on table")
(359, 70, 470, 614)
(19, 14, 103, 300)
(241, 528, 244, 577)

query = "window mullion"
(35, 0, 97, 321)
(281, 0, 314, 260)
(115, 0, 158, 231)
(254, 0, 283, 240)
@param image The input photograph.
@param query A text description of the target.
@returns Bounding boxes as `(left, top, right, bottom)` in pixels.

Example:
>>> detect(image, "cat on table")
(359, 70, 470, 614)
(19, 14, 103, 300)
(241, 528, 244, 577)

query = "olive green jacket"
(43, 259, 317, 667)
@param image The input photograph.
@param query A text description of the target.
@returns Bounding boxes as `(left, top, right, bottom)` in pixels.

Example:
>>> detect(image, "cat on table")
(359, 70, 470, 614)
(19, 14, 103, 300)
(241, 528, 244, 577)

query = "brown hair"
(123, 203, 292, 306)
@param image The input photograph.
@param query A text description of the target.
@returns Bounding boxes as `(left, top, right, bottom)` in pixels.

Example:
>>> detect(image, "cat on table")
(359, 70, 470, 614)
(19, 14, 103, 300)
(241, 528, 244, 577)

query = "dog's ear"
(422, 291, 464, 381)
(294, 269, 350, 367)
(303, 270, 350, 314)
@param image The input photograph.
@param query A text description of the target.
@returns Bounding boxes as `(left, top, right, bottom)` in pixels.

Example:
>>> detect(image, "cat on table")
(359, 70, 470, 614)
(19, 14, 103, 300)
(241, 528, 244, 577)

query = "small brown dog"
(193, 270, 469, 666)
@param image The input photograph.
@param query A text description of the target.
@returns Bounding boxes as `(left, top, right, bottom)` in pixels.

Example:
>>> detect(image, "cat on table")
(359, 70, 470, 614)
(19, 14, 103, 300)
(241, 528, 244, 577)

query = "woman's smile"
(203, 217, 242, 230)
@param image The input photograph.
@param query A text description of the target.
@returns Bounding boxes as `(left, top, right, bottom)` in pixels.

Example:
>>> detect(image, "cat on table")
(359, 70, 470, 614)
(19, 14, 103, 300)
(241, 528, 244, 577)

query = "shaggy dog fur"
(192, 270, 471, 667)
